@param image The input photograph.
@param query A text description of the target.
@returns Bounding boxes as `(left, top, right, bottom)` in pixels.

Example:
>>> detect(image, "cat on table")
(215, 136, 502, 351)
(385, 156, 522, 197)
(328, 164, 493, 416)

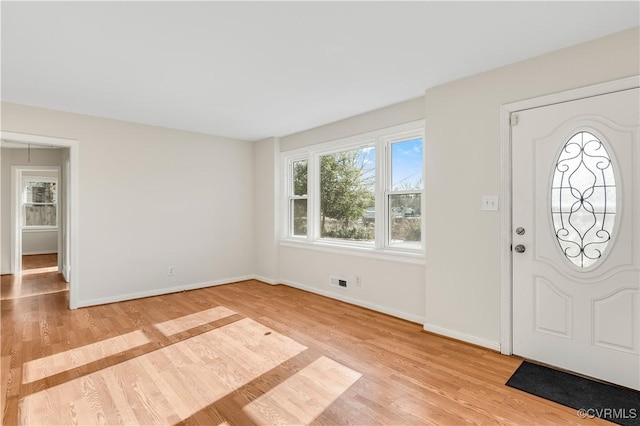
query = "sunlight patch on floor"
(154, 306, 237, 337)
(19, 318, 307, 425)
(1, 356, 11, 419)
(22, 330, 151, 384)
(20, 266, 59, 275)
(1, 288, 68, 301)
(243, 356, 362, 425)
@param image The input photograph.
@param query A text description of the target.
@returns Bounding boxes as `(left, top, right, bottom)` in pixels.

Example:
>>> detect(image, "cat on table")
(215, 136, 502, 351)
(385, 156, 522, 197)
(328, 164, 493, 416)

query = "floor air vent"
(330, 276, 348, 288)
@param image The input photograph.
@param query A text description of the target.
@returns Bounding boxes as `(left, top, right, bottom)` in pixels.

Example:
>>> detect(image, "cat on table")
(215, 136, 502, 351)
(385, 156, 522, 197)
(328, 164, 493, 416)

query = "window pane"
(320, 147, 375, 242)
(391, 138, 423, 190)
(551, 131, 616, 269)
(25, 205, 57, 227)
(292, 160, 307, 196)
(292, 199, 307, 236)
(389, 193, 421, 248)
(26, 182, 57, 204)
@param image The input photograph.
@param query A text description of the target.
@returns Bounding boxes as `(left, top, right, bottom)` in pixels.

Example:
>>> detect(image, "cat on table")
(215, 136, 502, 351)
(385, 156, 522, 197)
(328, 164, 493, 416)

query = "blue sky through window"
(392, 138, 423, 190)
(355, 146, 376, 183)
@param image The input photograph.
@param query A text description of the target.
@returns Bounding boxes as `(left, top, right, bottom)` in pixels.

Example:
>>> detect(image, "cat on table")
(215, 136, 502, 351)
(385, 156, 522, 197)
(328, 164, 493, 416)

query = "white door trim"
(1, 131, 80, 310)
(12, 165, 61, 272)
(499, 75, 640, 355)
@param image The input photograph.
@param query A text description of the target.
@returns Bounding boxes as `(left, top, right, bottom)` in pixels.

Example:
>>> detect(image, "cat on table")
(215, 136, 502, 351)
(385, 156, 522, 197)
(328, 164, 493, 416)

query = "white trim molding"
(12, 166, 61, 274)
(499, 75, 640, 356)
(254, 275, 279, 285)
(22, 250, 58, 256)
(279, 278, 426, 324)
(77, 275, 256, 308)
(422, 323, 500, 352)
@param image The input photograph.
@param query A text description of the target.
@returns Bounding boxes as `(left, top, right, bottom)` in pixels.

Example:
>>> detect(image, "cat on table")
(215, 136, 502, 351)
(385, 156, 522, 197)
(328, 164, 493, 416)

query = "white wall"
(276, 97, 427, 323)
(424, 27, 640, 349)
(1, 148, 63, 272)
(1, 104, 255, 306)
(22, 230, 57, 255)
(253, 137, 280, 283)
(280, 96, 425, 151)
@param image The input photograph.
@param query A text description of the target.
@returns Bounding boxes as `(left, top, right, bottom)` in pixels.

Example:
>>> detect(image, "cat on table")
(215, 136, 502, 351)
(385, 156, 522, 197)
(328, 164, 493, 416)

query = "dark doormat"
(506, 361, 640, 426)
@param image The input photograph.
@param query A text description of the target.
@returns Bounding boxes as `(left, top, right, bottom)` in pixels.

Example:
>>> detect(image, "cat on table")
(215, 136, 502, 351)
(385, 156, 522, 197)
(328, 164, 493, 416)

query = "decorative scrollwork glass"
(551, 131, 616, 269)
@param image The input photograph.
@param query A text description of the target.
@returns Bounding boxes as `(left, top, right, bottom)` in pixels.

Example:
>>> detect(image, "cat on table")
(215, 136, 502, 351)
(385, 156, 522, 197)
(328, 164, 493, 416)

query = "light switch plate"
(481, 195, 499, 211)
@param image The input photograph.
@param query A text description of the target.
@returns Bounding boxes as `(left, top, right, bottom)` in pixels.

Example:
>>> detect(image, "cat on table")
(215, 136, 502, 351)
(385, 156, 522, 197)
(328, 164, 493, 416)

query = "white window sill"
(22, 227, 58, 232)
(280, 239, 426, 265)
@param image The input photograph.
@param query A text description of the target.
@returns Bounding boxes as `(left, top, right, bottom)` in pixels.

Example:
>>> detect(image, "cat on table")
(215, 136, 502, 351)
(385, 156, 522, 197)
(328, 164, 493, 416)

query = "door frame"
(1, 131, 80, 309)
(499, 75, 640, 355)
(12, 165, 61, 273)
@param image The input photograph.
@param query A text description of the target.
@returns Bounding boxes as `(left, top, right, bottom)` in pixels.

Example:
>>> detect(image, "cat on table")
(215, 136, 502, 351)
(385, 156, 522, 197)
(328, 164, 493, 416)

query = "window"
(290, 159, 308, 237)
(387, 137, 423, 249)
(320, 145, 376, 242)
(282, 120, 424, 255)
(551, 131, 616, 269)
(22, 176, 58, 228)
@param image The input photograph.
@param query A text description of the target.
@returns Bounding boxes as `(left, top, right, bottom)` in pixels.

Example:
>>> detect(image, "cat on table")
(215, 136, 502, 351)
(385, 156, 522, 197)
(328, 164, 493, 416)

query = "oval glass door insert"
(551, 131, 616, 269)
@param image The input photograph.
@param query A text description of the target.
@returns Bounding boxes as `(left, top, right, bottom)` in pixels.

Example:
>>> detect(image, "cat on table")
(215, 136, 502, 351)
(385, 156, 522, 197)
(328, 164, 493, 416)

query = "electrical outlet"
(168, 266, 175, 276)
(355, 276, 362, 287)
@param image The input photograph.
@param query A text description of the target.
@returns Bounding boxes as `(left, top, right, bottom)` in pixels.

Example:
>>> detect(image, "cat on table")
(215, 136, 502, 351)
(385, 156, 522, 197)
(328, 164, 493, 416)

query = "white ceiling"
(2, 2, 638, 141)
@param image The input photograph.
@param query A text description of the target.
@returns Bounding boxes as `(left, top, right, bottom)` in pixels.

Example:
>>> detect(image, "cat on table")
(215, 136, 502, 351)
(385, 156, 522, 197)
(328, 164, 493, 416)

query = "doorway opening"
(0, 131, 79, 309)
(1, 254, 68, 301)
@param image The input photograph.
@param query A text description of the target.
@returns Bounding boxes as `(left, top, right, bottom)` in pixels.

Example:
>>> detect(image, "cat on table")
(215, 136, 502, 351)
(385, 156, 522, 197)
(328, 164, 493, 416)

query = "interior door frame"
(499, 75, 640, 355)
(12, 165, 61, 274)
(1, 131, 80, 310)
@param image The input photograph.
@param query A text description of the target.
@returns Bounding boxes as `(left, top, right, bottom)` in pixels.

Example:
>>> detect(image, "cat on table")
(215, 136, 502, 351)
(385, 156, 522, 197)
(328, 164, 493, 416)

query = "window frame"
(22, 175, 59, 230)
(384, 131, 425, 251)
(281, 120, 425, 259)
(288, 157, 309, 239)
(317, 140, 378, 248)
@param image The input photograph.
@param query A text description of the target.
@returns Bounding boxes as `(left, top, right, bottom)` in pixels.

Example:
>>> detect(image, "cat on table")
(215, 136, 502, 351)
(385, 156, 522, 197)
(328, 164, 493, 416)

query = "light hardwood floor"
(1, 254, 67, 301)
(1, 258, 605, 425)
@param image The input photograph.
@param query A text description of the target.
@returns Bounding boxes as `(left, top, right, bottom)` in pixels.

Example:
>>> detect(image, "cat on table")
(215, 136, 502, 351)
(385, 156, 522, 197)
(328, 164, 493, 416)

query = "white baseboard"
(422, 322, 500, 351)
(279, 278, 425, 324)
(76, 275, 255, 308)
(253, 275, 279, 285)
(70, 273, 500, 352)
(22, 250, 58, 255)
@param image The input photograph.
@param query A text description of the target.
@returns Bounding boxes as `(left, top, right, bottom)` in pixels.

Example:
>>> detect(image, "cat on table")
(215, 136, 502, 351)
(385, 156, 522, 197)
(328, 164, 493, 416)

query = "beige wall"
(280, 96, 425, 151)
(1, 104, 255, 306)
(253, 136, 280, 282)
(423, 27, 640, 348)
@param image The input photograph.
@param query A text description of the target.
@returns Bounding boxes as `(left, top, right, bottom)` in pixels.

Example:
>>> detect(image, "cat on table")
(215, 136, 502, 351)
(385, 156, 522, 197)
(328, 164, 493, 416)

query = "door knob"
(514, 244, 526, 253)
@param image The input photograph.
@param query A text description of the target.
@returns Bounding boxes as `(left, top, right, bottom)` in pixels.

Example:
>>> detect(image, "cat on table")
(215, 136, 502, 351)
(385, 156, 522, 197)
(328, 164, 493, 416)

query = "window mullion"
(375, 140, 386, 249)
(309, 153, 319, 241)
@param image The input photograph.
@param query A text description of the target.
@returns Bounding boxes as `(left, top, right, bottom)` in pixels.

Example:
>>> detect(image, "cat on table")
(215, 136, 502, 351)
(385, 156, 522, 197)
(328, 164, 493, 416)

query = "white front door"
(512, 87, 640, 390)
